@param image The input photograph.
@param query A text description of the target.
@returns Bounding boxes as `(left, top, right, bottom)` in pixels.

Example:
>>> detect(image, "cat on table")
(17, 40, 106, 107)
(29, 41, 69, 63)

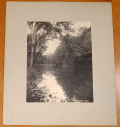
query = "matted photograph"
(3, 2, 117, 125)
(27, 21, 93, 102)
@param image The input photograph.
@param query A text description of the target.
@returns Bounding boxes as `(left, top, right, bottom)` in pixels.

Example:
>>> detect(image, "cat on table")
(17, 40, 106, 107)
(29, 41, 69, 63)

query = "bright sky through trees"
(43, 39, 60, 55)
(27, 22, 91, 55)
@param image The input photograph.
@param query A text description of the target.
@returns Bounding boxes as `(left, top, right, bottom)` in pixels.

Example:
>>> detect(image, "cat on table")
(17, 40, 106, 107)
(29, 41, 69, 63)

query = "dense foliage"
(27, 22, 93, 102)
(27, 22, 92, 66)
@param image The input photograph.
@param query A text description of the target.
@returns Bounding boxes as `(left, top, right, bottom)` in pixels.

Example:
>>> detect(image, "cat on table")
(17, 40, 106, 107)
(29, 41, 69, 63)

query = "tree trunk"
(30, 22, 36, 67)
(30, 45, 34, 67)
(35, 26, 54, 53)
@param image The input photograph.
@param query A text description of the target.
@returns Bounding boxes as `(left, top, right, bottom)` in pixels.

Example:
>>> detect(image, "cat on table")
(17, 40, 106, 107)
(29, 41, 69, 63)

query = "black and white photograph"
(27, 21, 93, 102)
(3, 2, 117, 125)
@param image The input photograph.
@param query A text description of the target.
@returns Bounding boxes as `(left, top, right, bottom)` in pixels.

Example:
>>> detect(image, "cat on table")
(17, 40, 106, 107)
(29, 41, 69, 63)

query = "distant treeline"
(27, 26, 92, 66)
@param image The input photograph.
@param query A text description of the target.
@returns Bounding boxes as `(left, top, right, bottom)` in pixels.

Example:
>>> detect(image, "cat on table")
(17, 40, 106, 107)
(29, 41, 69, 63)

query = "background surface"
(0, 0, 120, 127)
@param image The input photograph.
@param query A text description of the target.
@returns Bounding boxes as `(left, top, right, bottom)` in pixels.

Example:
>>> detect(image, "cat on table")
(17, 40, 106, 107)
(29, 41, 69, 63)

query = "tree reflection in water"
(27, 65, 93, 102)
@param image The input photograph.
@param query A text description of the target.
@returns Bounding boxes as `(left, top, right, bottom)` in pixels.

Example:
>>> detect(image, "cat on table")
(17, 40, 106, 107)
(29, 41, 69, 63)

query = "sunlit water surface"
(27, 65, 93, 102)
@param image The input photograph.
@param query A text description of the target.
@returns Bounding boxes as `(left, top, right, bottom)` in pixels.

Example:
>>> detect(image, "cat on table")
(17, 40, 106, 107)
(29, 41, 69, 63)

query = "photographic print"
(4, 3, 117, 125)
(27, 21, 93, 102)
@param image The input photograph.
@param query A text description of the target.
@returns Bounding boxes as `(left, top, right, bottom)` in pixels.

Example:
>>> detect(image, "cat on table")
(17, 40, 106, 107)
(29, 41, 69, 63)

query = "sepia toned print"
(27, 22, 93, 102)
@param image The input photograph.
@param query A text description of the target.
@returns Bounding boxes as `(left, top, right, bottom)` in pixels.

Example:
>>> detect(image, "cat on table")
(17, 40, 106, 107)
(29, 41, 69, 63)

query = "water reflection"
(27, 65, 93, 102)
(37, 73, 67, 102)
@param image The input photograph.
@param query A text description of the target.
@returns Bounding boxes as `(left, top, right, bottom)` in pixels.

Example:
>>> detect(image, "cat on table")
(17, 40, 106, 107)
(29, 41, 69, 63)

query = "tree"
(27, 21, 72, 66)
(50, 27, 92, 66)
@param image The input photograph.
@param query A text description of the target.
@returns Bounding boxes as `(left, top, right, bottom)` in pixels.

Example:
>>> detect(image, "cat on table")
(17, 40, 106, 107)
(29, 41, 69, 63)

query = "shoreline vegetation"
(27, 22, 93, 102)
(27, 22, 92, 67)
(27, 64, 93, 102)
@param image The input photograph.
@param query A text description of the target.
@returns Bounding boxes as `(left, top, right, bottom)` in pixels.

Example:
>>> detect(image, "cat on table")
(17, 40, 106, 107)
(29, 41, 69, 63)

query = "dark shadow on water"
(27, 64, 93, 102)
